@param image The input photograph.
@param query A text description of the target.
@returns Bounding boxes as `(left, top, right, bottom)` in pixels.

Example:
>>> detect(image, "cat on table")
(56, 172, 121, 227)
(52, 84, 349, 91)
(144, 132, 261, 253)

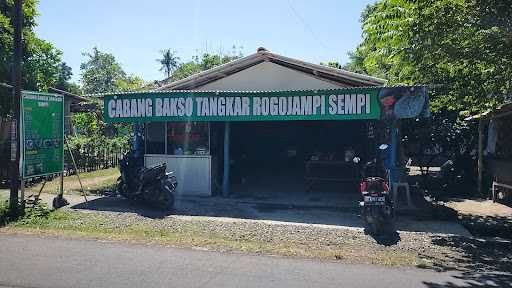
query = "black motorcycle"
(117, 152, 177, 210)
(356, 145, 395, 235)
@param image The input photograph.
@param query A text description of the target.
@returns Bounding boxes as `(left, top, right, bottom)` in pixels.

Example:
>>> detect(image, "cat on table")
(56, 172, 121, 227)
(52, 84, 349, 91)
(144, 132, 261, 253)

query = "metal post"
(390, 121, 398, 183)
(9, 0, 23, 213)
(477, 119, 485, 196)
(222, 122, 230, 197)
(60, 172, 64, 196)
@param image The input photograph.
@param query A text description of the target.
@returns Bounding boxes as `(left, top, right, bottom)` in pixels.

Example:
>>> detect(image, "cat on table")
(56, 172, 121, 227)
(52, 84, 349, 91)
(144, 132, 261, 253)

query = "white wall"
(198, 61, 345, 91)
(145, 155, 212, 196)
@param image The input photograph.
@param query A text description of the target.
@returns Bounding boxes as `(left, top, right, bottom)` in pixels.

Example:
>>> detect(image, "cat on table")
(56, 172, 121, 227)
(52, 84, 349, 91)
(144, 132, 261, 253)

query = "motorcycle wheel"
(154, 187, 174, 210)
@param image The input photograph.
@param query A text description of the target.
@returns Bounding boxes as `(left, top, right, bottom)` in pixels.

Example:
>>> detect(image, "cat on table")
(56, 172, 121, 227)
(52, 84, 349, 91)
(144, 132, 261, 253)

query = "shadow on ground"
(69, 193, 470, 238)
(421, 235, 512, 288)
(72, 197, 173, 219)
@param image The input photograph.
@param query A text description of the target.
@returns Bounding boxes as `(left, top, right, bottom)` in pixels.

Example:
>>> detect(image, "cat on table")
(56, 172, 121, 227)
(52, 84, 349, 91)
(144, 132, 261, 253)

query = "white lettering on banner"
(130, 99, 138, 117)
(177, 98, 185, 116)
(170, 98, 178, 116)
(115, 99, 123, 117)
(270, 97, 278, 116)
(279, 97, 287, 115)
(145, 98, 152, 116)
(366, 94, 371, 114)
(108, 100, 116, 118)
(327, 94, 371, 115)
(242, 97, 250, 116)
(301, 96, 312, 115)
(201, 98, 210, 116)
(233, 97, 242, 116)
(226, 97, 234, 116)
(185, 98, 193, 116)
(107, 92, 372, 120)
(218, 97, 225, 116)
(122, 99, 130, 117)
(261, 97, 269, 115)
(312, 96, 322, 115)
(196, 98, 203, 115)
(345, 94, 356, 115)
(162, 98, 170, 116)
(253, 97, 261, 116)
(292, 96, 300, 115)
(328, 95, 336, 115)
(155, 98, 163, 116)
(209, 97, 217, 116)
(137, 99, 146, 117)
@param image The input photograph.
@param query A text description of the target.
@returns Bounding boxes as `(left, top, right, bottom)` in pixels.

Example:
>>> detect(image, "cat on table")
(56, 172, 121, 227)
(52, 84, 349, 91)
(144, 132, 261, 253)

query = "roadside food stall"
(102, 86, 429, 197)
(98, 49, 430, 200)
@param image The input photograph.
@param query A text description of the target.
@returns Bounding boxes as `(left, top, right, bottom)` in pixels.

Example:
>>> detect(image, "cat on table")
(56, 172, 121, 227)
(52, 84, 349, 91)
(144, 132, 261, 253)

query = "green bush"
(17, 202, 52, 225)
(0, 200, 10, 226)
(65, 135, 130, 172)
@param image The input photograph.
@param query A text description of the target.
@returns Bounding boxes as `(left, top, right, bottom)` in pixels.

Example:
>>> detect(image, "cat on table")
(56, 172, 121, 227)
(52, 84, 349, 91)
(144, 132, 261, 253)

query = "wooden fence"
(63, 139, 129, 174)
(0, 138, 129, 183)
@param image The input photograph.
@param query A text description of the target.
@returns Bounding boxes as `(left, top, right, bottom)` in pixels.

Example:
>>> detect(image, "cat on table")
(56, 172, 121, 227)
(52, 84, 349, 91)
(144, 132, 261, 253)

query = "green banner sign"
(21, 91, 64, 178)
(103, 88, 382, 123)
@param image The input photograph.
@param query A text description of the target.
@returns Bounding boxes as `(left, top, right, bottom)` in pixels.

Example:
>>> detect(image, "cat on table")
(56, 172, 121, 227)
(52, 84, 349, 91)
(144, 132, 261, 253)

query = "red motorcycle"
(356, 145, 395, 235)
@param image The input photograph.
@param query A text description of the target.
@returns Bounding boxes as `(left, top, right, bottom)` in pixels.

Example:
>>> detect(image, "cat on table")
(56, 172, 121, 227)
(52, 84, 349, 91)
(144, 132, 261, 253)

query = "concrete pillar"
(222, 122, 230, 197)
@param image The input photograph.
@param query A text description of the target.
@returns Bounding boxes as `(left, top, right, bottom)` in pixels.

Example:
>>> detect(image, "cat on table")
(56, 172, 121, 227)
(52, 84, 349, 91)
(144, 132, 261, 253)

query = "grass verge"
(2, 208, 425, 268)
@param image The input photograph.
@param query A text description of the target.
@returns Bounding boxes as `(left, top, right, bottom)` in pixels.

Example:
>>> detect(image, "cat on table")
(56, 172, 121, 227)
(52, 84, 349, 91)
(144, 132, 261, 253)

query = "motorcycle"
(355, 144, 395, 235)
(117, 151, 177, 210)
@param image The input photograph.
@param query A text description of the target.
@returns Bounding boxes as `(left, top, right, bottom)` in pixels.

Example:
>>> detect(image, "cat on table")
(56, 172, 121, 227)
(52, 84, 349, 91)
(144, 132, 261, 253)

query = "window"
(167, 122, 209, 155)
(145, 122, 165, 154)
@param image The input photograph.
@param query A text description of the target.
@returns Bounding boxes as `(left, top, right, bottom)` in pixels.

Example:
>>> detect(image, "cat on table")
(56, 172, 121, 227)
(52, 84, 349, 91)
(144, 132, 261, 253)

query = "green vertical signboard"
(21, 91, 64, 178)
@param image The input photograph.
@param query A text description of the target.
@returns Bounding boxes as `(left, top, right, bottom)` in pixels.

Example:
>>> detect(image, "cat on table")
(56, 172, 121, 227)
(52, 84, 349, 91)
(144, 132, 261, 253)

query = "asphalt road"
(0, 234, 468, 288)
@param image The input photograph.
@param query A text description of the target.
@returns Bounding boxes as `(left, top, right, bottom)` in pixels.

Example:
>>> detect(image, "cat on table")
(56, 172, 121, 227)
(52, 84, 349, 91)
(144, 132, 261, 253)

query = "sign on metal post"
(21, 91, 64, 178)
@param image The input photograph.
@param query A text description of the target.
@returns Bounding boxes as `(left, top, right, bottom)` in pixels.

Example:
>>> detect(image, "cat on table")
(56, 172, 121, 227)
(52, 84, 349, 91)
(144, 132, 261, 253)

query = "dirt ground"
(446, 198, 512, 218)
(445, 198, 512, 239)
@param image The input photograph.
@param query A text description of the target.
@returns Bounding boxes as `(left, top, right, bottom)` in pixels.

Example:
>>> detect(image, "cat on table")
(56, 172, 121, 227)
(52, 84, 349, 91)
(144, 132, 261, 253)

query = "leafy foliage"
(65, 134, 129, 172)
(17, 201, 51, 225)
(0, 199, 11, 226)
(346, 0, 512, 158)
(80, 47, 145, 95)
(0, 0, 76, 117)
(168, 52, 242, 82)
(352, 0, 512, 113)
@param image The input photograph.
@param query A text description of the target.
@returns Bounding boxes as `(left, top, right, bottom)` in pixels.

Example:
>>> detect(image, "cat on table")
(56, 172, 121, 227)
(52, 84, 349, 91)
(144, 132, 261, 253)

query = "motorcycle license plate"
(364, 196, 385, 205)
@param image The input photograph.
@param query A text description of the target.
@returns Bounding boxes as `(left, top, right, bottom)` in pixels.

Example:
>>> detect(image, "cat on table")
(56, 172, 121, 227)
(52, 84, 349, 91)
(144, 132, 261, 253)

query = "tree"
(351, 0, 512, 113)
(157, 49, 180, 79)
(345, 0, 512, 155)
(80, 47, 127, 94)
(0, 0, 73, 117)
(167, 52, 242, 83)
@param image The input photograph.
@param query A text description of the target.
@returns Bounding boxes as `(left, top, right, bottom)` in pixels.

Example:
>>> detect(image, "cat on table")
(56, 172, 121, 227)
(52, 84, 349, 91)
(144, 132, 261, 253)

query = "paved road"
(0, 234, 470, 288)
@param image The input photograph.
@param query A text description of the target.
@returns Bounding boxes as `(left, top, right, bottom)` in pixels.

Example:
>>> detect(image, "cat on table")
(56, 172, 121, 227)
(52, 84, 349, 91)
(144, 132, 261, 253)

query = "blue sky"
(35, 0, 376, 83)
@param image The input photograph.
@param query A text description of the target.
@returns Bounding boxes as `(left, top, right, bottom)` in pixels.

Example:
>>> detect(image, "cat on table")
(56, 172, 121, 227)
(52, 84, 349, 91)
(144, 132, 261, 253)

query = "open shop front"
(103, 86, 429, 205)
(229, 120, 377, 204)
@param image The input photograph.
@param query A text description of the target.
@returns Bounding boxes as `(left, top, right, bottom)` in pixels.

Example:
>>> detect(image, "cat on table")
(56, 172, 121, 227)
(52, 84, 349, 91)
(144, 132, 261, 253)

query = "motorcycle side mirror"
(379, 144, 389, 150)
(352, 157, 361, 164)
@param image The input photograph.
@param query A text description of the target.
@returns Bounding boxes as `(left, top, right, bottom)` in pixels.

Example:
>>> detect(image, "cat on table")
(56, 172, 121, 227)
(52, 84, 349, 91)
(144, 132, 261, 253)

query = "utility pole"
(10, 0, 23, 213)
